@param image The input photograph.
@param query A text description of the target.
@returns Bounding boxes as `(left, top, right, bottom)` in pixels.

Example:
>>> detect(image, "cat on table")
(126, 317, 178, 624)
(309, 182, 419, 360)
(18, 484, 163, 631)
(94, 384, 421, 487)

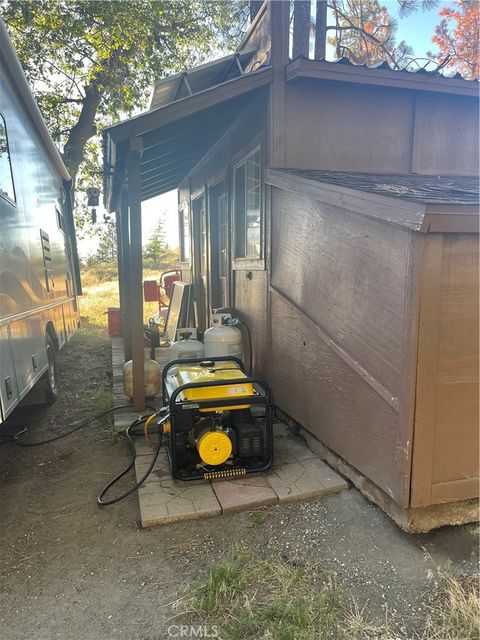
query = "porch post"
(269, 0, 289, 167)
(119, 188, 132, 361)
(292, 1, 311, 59)
(127, 138, 145, 411)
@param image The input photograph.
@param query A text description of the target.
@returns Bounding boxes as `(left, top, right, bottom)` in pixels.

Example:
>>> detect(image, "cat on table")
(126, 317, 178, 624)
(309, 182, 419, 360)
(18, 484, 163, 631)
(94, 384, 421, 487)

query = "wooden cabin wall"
(179, 93, 269, 375)
(283, 80, 478, 176)
(269, 187, 419, 506)
(411, 233, 479, 507)
(412, 94, 479, 176)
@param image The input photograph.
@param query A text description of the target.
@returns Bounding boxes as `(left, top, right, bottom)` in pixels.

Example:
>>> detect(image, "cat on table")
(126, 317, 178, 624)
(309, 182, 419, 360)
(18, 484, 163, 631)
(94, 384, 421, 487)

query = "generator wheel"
(43, 334, 58, 404)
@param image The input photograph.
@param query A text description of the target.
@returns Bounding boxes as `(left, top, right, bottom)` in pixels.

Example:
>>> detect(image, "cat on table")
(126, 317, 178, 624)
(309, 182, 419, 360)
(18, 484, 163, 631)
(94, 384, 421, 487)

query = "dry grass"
(79, 271, 163, 328)
(79, 280, 120, 327)
(422, 572, 480, 640)
(176, 548, 480, 640)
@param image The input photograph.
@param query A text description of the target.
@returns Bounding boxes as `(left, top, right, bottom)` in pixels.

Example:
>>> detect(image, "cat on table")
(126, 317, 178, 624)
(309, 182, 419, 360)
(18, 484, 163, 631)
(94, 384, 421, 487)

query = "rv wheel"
(43, 334, 58, 404)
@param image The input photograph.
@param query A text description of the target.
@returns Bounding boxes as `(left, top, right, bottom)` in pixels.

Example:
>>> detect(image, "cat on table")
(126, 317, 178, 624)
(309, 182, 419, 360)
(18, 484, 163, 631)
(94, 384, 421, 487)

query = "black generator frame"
(162, 356, 274, 481)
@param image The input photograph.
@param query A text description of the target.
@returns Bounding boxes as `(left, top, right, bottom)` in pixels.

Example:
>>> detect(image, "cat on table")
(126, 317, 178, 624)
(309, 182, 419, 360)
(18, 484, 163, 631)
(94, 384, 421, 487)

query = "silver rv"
(0, 19, 81, 423)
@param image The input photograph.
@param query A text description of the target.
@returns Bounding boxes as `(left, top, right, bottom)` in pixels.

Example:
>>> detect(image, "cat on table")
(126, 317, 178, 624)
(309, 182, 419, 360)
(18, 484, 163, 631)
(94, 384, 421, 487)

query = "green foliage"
(142, 217, 179, 270)
(1, 0, 249, 231)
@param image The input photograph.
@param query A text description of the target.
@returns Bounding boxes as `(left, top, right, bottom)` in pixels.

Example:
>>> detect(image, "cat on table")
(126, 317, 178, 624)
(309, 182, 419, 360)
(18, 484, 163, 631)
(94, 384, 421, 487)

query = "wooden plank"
(119, 189, 132, 362)
(424, 214, 480, 233)
(411, 234, 479, 507)
(431, 477, 479, 504)
(234, 270, 268, 377)
(127, 140, 145, 411)
(409, 235, 443, 507)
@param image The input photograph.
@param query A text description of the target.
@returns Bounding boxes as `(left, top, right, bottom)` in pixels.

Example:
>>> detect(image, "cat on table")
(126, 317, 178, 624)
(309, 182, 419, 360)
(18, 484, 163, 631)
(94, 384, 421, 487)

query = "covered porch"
(103, 38, 275, 410)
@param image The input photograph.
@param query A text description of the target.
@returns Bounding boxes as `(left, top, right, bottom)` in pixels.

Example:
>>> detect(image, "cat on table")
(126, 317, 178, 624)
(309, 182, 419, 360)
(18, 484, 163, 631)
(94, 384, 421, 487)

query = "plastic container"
(107, 307, 121, 336)
(123, 349, 161, 399)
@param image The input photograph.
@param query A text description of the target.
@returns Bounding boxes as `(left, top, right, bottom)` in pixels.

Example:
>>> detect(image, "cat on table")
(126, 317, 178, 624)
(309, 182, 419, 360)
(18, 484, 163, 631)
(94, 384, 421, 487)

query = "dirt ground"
(0, 322, 477, 640)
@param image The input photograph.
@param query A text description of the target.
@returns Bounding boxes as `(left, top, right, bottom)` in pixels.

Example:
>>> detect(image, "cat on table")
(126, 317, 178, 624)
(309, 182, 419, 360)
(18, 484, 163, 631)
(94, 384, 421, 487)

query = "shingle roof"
(275, 169, 479, 205)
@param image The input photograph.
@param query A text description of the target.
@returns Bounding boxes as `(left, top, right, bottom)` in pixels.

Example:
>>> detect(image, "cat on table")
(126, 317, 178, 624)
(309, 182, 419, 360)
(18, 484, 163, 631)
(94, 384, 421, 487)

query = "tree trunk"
(314, 1, 327, 60)
(62, 83, 101, 183)
(292, 1, 311, 59)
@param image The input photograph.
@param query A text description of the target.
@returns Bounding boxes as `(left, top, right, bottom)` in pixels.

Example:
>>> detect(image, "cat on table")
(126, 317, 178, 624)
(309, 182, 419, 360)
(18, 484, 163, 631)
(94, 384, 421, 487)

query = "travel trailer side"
(0, 20, 81, 422)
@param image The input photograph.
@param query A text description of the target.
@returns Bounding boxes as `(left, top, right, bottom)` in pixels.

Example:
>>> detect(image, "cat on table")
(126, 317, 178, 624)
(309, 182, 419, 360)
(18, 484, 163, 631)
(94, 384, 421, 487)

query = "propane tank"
(169, 331, 204, 360)
(123, 348, 161, 399)
(204, 313, 242, 359)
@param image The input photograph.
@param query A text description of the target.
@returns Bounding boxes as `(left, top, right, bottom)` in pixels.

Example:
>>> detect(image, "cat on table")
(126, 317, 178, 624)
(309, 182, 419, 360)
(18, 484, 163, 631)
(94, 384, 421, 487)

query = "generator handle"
(168, 376, 272, 410)
(162, 355, 246, 403)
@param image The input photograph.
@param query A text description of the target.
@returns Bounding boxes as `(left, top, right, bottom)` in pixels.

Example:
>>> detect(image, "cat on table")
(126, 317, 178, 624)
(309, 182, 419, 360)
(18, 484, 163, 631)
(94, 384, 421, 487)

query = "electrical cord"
(97, 412, 169, 506)
(242, 320, 253, 377)
(9, 405, 155, 447)
(3, 402, 169, 505)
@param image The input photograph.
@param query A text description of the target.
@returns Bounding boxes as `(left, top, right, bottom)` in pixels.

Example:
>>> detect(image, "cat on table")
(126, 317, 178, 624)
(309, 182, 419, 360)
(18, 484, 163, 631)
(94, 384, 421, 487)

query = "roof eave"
(286, 57, 479, 98)
(104, 66, 273, 145)
(266, 167, 427, 231)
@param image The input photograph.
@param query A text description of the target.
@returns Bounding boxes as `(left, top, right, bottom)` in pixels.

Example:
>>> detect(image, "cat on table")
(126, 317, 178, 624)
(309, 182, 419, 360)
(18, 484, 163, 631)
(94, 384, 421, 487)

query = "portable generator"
(162, 356, 273, 481)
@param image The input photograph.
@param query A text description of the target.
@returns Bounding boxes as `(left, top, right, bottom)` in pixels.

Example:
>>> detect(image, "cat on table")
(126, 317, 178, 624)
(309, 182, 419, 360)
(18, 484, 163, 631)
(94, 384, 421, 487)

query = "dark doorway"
(192, 194, 208, 330)
(208, 181, 230, 311)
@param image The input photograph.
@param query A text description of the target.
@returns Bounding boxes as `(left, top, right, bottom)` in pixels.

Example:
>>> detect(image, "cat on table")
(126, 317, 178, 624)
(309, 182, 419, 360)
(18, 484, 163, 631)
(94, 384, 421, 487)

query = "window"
(233, 147, 261, 259)
(0, 113, 15, 202)
(56, 207, 66, 233)
(180, 208, 191, 261)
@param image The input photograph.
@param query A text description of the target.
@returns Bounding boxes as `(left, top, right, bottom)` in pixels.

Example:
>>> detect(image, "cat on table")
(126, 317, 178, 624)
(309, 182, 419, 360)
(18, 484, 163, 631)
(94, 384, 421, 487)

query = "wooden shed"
(103, 1, 479, 531)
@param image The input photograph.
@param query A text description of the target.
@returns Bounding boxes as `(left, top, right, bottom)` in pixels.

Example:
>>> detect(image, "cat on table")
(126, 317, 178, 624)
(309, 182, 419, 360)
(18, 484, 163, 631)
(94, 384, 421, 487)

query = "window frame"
(179, 206, 191, 264)
(0, 112, 16, 205)
(56, 206, 67, 233)
(232, 144, 265, 271)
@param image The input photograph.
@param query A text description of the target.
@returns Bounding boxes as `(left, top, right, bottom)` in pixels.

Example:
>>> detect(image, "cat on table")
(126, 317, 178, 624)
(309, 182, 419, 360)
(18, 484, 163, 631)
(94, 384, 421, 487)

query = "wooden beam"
(127, 139, 145, 411)
(269, 0, 290, 167)
(314, 1, 327, 60)
(292, 1, 311, 59)
(118, 189, 131, 360)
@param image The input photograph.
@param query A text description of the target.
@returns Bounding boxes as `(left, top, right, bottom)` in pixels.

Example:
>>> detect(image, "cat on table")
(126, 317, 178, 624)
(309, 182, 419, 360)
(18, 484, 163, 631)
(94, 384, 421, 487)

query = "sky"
(77, 1, 452, 258)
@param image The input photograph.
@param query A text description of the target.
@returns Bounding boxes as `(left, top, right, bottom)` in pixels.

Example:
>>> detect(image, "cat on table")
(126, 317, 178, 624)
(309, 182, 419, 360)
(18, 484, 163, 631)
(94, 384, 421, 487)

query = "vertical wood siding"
(411, 234, 479, 506)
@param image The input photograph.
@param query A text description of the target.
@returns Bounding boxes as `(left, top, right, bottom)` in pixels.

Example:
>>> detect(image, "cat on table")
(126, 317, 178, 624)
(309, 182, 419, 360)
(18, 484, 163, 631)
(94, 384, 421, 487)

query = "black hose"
(96, 412, 168, 506)
(242, 320, 253, 376)
(11, 405, 156, 447)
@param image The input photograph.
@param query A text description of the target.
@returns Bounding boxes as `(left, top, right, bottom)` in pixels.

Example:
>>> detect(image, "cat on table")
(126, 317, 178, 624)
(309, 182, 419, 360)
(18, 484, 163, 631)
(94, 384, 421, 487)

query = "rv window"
(56, 207, 67, 233)
(233, 147, 261, 259)
(0, 114, 15, 202)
